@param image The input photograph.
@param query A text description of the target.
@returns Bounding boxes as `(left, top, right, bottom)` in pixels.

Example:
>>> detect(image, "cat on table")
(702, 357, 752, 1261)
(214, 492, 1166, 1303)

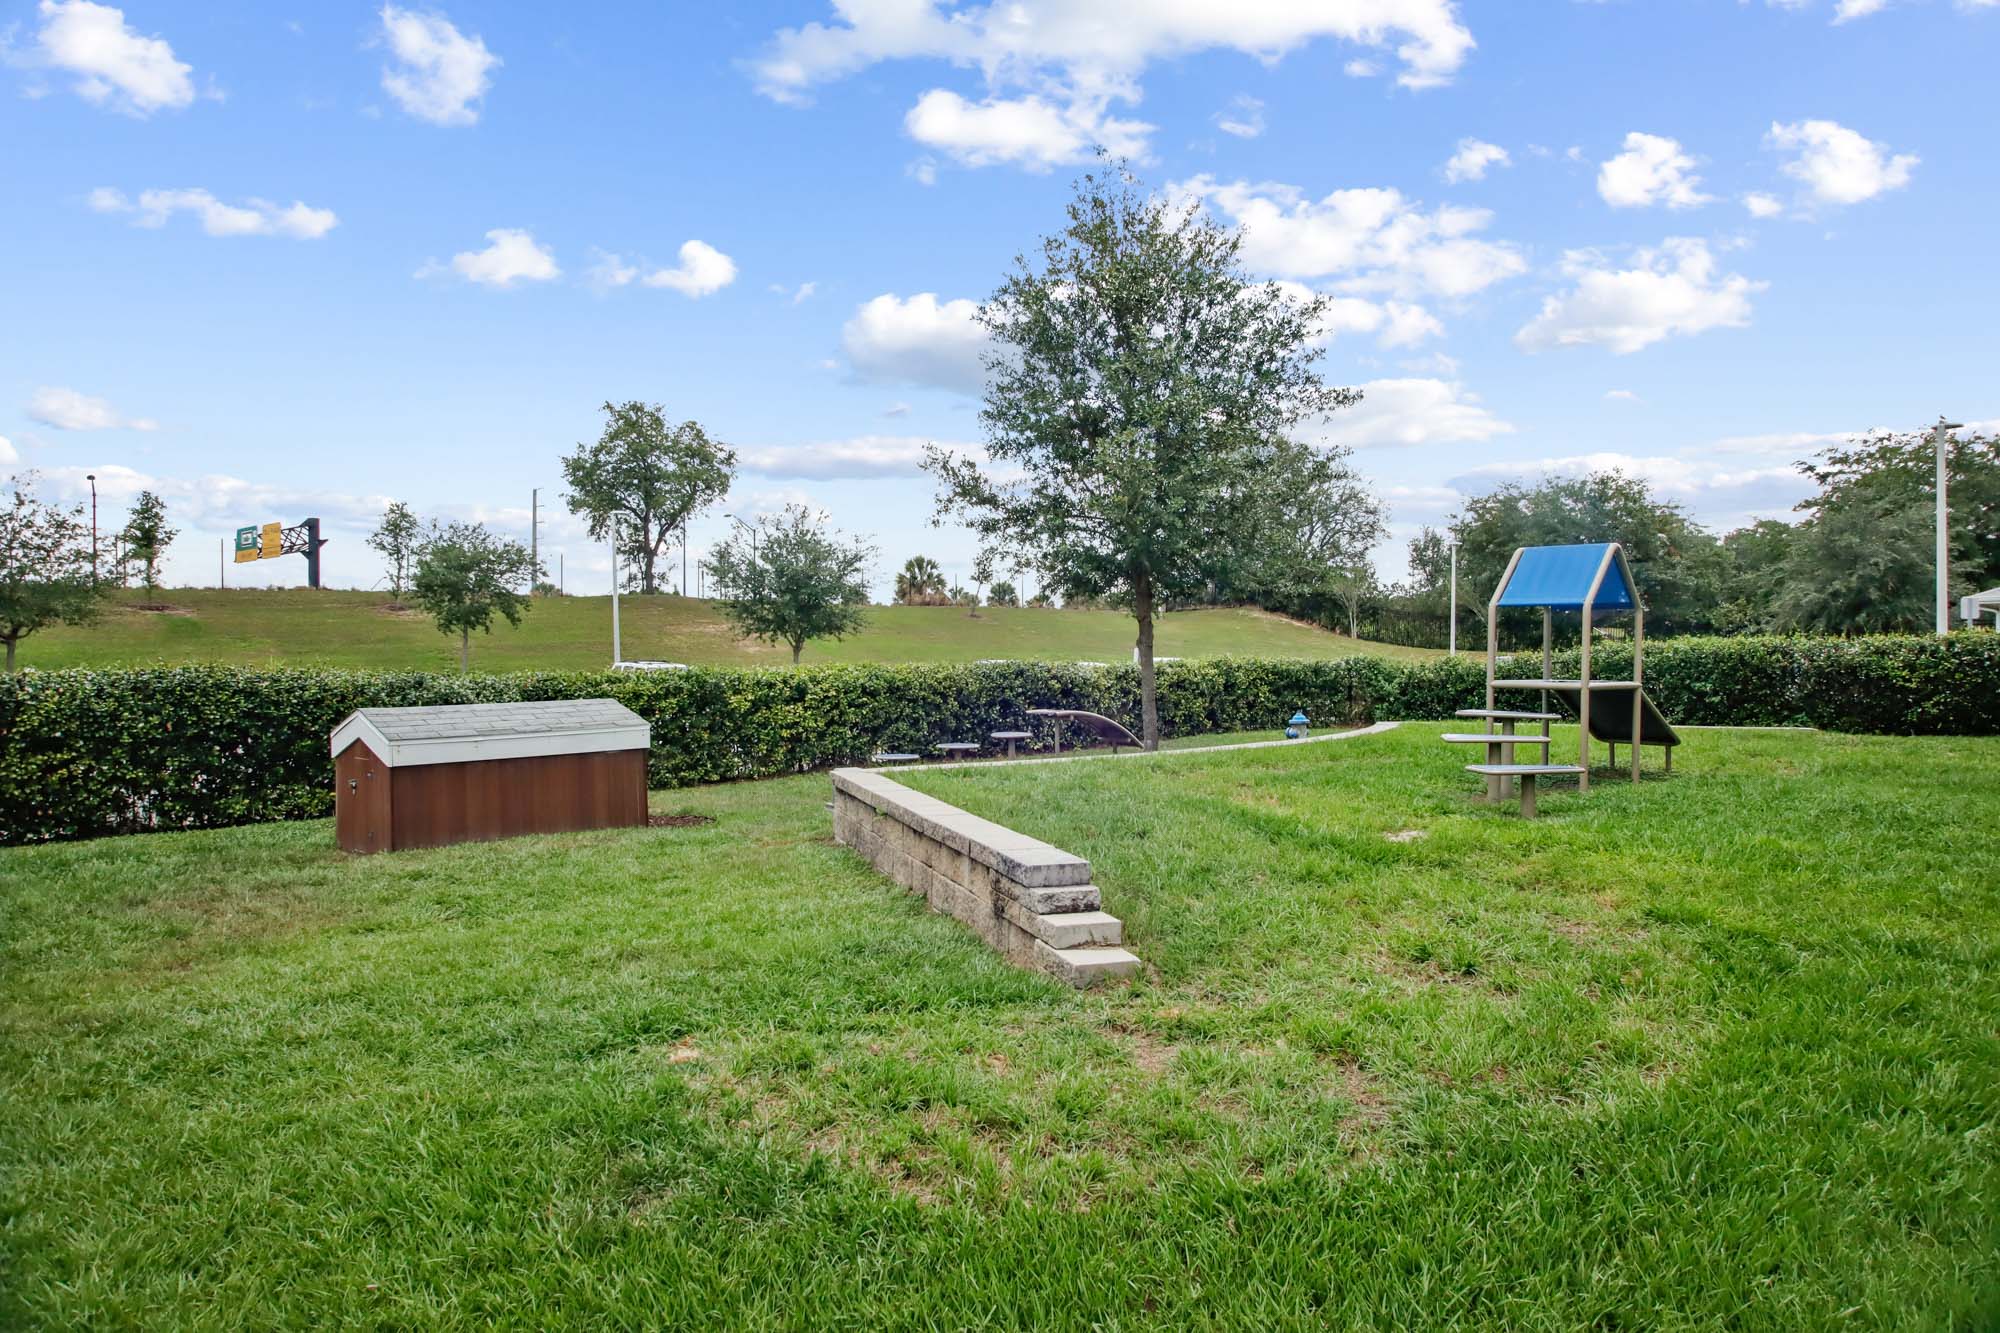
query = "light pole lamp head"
(1936, 417, 1964, 433)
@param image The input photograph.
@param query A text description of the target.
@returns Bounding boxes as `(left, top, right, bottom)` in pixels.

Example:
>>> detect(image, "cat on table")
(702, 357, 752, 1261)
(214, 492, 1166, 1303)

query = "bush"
(3, 633, 1994, 844)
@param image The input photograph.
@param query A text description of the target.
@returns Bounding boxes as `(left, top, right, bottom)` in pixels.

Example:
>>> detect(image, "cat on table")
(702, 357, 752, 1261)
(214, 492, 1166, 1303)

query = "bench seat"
(1439, 733, 1553, 745)
(1454, 708, 1560, 721)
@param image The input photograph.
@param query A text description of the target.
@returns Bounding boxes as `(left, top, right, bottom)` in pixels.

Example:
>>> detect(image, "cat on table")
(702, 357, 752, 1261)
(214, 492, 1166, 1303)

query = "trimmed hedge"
(2, 633, 1995, 844)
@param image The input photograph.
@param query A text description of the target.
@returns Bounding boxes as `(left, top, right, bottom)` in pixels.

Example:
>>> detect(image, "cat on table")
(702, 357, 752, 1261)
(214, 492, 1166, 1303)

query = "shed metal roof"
(1493, 543, 1639, 611)
(330, 699, 650, 768)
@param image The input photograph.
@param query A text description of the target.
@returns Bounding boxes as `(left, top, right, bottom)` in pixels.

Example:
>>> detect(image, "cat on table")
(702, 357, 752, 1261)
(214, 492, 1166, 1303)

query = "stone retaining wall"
(830, 767, 1141, 987)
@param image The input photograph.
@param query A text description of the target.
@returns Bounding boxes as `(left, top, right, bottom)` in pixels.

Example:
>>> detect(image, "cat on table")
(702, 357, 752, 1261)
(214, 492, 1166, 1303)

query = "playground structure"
(1443, 542, 1681, 816)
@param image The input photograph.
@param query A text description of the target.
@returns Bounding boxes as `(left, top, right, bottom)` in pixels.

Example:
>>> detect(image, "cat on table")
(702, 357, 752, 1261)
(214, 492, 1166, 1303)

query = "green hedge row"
(2, 633, 1994, 843)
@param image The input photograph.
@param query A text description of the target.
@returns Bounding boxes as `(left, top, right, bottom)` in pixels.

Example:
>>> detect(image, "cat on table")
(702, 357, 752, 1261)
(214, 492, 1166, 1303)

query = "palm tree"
(894, 554, 949, 605)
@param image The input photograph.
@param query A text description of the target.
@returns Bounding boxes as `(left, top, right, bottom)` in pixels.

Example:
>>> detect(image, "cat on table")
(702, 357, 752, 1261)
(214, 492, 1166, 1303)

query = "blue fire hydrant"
(1286, 711, 1309, 739)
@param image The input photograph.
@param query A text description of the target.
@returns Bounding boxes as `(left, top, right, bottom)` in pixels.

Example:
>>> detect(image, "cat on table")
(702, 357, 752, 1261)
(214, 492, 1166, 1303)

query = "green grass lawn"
(4, 726, 1996, 1327)
(17, 587, 1433, 672)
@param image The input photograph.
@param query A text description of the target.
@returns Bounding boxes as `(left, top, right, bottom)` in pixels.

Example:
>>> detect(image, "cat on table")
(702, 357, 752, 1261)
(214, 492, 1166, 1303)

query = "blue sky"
(5, 0, 1997, 599)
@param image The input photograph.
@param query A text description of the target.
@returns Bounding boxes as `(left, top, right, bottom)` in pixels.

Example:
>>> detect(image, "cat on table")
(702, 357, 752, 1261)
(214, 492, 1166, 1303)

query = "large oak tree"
(926, 163, 1356, 747)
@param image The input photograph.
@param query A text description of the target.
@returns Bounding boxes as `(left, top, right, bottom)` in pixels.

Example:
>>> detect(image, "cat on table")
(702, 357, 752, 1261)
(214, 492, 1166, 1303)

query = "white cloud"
(1597, 132, 1711, 210)
(1767, 119, 1916, 207)
(841, 293, 989, 395)
(907, 157, 939, 186)
(641, 240, 738, 298)
(1173, 175, 1526, 299)
(379, 5, 498, 127)
(750, 1, 1476, 107)
(903, 89, 1150, 170)
(31, 0, 194, 115)
(0, 435, 17, 464)
(585, 249, 639, 290)
(88, 186, 337, 238)
(1515, 238, 1765, 355)
(1605, 389, 1641, 402)
(738, 435, 983, 480)
(1742, 191, 1785, 219)
(1343, 57, 1381, 78)
(27, 386, 158, 432)
(1833, 0, 1889, 19)
(1442, 138, 1509, 184)
(1273, 282, 1443, 349)
(1313, 378, 1514, 450)
(781, 280, 817, 304)
(1215, 94, 1265, 139)
(441, 228, 559, 287)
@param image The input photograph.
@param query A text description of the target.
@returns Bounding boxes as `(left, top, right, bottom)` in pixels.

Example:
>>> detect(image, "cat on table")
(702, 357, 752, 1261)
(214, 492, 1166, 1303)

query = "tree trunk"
(1346, 603, 1359, 637)
(5, 637, 15, 674)
(459, 628, 470, 674)
(791, 640, 803, 664)
(1134, 573, 1159, 751)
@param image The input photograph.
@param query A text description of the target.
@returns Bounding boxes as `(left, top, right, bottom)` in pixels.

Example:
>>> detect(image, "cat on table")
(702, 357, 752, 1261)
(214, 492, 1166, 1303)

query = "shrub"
(2, 634, 1994, 844)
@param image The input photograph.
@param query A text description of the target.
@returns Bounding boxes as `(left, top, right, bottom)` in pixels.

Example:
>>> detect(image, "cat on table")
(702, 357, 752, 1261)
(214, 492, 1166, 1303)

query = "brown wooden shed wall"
(334, 744, 647, 853)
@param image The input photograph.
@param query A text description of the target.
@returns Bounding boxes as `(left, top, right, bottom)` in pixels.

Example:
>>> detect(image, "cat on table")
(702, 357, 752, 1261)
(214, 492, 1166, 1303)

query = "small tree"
(968, 548, 996, 616)
(0, 473, 106, 672)
(408, 521, 540, 672)
(119, 490, 176, 593)
(1326, 566, 1374, 638)
(702, 504, 875, 664)
(927, 161, 1355, 747)
(893, 554, 949, 605)
(563, 401, 736, 594)
(367, 501, 423, 598)
(987, 578, 1019, 607)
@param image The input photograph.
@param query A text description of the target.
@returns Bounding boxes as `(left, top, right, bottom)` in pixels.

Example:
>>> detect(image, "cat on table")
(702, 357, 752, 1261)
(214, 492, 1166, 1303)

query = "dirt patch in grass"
(650, 813, 717, 829)
(125, 603, 192, 616)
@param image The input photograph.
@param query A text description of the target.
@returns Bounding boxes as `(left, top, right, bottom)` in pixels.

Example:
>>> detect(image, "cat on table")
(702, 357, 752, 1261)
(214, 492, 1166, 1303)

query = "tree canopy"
(0, 473, 106, 672)
(702, 504, 875, 664)
(118, 490, 176, 593)
(408, 521, 540, 672)
(926, 161, 1356, 747)
(367, 501, 423, 598)
(1756, 429, 1999, 635)
(562, 401, 735, 595)
(893, 555, 949, 605)
(1436, 471, 1724, 640)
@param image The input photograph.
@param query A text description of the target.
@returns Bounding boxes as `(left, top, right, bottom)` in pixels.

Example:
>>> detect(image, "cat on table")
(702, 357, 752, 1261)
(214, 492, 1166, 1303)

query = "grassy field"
(4, 726, 1996, 1326)
(16, 587, 1433, 672)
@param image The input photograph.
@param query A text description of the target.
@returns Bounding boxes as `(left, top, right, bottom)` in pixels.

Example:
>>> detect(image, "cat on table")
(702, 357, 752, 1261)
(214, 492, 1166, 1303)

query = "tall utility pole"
(610, 522, 622, 665)
(530, 488, 539, 591)
(1934, 416, 1964, 635)
(1448, 538, 1461, 656)
(682, 522, 688, 596)
(86, 473, 98, 581)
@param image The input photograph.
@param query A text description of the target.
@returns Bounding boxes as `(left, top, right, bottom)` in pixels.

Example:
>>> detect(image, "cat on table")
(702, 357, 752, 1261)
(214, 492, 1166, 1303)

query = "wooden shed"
(330, 699, 651, 854)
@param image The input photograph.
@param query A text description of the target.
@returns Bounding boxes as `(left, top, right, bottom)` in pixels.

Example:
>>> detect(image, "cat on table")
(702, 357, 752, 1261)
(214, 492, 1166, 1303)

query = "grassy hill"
(16, 588, 1437, 674)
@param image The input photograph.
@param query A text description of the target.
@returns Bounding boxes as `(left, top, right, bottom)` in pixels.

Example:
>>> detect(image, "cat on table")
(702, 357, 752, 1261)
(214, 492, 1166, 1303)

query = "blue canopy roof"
(1493, 543, 1638, 610)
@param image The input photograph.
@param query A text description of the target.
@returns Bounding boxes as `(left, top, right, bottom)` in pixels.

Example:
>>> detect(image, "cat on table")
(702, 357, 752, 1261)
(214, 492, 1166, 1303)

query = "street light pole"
(1934, 416, 1964, 635)
(86, 473, 98, 582)
(1448, 539, 1461, 656)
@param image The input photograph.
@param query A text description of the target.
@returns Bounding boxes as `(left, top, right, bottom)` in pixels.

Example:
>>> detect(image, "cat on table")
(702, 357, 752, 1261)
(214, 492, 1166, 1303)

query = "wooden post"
(1579, 545, 1619, 795)
(1541, 608, 1553, 741)
(1630, 565, 1645, 784)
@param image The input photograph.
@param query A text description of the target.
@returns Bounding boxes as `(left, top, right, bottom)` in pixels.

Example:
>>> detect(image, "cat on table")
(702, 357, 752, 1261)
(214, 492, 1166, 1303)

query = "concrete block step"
(1034, 941, 1142, 988)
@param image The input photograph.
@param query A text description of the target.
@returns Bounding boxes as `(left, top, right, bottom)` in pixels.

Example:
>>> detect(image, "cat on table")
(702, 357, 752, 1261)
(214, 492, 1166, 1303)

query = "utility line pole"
(530, 488, 539, 591)
(1934, 416, 1964, 635)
